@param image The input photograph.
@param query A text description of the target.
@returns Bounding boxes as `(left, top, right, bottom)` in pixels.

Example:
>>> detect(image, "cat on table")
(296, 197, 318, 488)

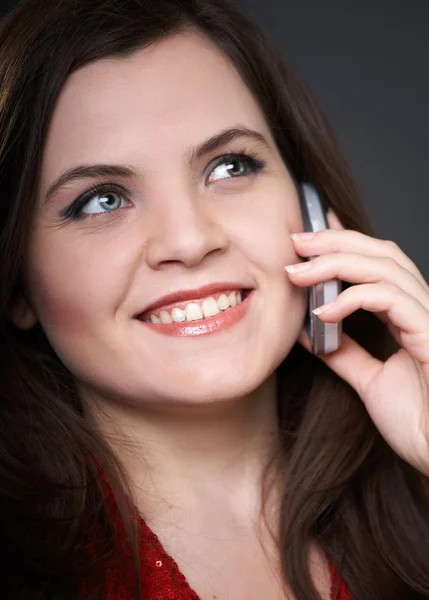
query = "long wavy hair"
(1, 0, 429, 598)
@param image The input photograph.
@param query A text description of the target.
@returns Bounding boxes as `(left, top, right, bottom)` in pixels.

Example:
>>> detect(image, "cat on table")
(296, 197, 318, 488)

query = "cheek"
(24, 233, 127, 342)
(237, 193, 301, 269)
(28, 274, 99, 354)
(251, 223, 293, 269)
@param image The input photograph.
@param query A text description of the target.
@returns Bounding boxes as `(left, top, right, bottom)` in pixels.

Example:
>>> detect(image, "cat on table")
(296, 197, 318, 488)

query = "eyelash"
(61, 150, 266, 221)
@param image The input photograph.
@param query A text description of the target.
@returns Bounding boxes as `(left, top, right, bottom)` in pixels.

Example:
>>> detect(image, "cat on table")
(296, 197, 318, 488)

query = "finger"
(316, 297, 402, 348)
(286, 252, 429, 313)
(314, 282, 429, 364)
(291, 229, 428, 292)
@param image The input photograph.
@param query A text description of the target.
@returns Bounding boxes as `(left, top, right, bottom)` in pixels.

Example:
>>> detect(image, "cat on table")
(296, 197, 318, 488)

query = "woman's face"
(14, 31, 307, 409)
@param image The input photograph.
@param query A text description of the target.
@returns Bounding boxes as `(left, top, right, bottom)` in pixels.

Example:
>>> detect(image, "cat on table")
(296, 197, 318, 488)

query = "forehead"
(39, 31, 270, 195)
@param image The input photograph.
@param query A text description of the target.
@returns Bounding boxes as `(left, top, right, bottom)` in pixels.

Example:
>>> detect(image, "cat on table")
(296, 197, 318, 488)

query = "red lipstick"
(135, 289, 253, 338)
(136, 282, 251, 319)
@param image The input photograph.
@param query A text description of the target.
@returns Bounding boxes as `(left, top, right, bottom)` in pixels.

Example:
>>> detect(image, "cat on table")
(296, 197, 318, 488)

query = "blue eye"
(62, 151, 265, 221)
(81, 190, 123, 215)
(61, 183, 129, 220)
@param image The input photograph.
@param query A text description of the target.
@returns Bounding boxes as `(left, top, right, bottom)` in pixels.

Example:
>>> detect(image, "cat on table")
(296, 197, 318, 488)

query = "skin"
(11, 30, 334, 597)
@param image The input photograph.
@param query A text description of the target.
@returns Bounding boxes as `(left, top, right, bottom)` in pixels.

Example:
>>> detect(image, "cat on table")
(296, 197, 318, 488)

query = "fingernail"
(313, 301, 335, 315)
(284, 261, 312, 273)
(290, 232, 316, 241)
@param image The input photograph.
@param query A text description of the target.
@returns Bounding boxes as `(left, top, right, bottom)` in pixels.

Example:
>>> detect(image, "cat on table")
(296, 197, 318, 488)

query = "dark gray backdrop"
(2, 0, 428, 278)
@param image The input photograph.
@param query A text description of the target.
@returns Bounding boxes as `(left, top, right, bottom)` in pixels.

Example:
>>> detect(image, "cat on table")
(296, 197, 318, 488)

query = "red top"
(86, 472, 352, 599)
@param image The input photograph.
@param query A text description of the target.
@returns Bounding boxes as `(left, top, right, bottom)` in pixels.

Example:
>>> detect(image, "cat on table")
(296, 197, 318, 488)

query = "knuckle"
(384, 282, 401, 295)
(383, 239, 400, 253)
(383, 255, 398, 269)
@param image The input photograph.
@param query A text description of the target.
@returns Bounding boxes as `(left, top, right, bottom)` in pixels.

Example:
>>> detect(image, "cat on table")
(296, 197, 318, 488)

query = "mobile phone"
(298, 183, 342, 355)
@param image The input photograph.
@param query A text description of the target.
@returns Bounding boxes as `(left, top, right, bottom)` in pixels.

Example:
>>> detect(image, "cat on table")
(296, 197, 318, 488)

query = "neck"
(83, 373, 281, 525)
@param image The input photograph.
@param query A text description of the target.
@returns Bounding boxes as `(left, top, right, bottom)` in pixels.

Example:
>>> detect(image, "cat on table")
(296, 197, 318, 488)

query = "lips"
(134, 282, 252, 321)
(136, 288, 254, 337)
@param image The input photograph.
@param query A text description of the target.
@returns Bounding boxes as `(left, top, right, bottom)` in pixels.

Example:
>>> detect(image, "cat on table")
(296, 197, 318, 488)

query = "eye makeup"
(59, 149, 266, 222)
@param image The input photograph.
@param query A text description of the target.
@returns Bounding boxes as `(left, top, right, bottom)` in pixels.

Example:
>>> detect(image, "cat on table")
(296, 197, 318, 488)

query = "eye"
(61, 183, 130, 221)
(208, 153, 265, 183)
(81, 190, 123, 215)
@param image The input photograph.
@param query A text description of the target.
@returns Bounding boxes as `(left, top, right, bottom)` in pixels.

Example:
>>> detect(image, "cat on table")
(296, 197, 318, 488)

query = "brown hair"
(1, 0, 429, 598)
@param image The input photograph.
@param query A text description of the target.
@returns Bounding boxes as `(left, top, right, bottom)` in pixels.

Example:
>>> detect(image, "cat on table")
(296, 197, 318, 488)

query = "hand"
(285, 211, 429, 477)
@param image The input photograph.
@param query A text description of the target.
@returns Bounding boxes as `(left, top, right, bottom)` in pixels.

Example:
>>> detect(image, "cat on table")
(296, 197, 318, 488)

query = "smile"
(135, 289, 253, 337)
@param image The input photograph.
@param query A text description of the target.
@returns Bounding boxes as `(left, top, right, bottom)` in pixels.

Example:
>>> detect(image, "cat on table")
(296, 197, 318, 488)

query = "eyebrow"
(43, 126, 269, 208)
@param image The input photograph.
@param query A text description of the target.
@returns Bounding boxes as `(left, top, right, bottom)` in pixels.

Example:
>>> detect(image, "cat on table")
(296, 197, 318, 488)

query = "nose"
(144, 191, 229, 270)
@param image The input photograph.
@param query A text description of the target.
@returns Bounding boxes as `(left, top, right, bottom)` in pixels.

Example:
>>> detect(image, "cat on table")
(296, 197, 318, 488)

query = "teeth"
(185, 303, 204, 321)
(146, 290, 247, 324)
(202, 297, 221, 318)
(171, 307, 186, 322)
(229, 292, 237, 307)
(159, 310, 173, 324)
(217, 294, 229, 310)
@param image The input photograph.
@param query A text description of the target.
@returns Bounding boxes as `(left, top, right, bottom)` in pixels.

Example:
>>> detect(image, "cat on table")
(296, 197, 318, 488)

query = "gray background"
(2, 0, 429, 277)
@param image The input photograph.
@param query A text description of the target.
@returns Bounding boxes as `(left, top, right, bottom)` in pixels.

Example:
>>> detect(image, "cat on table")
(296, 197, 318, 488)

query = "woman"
(1, 0, 428, 598)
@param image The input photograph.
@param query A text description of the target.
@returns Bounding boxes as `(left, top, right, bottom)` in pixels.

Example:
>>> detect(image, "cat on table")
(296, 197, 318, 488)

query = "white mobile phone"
(298, 183, 342, 355)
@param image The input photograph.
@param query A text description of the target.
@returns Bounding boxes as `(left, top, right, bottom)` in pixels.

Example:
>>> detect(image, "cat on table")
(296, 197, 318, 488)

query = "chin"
(156, 367, 274, 407)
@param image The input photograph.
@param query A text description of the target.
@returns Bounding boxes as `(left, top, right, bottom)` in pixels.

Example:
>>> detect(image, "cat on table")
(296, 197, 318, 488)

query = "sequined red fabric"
(85, 472, 352, 600)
